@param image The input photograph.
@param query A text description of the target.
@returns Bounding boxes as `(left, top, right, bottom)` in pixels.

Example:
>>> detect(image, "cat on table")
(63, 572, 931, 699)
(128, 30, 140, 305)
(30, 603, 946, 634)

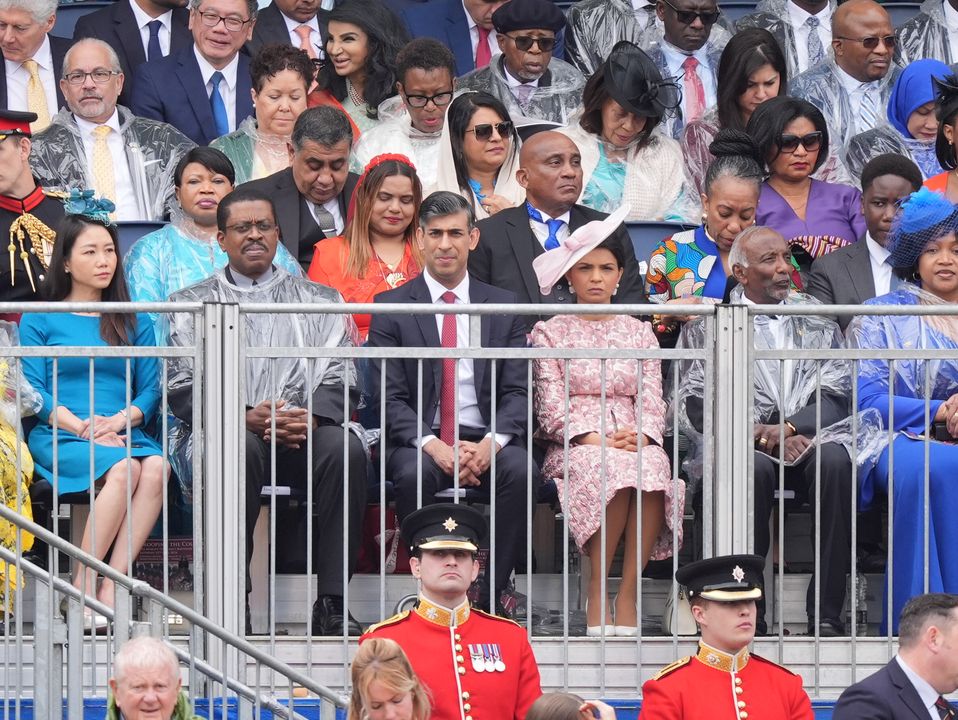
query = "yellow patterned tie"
(92, 125, 116, 213)
(22, 60, 50, 133)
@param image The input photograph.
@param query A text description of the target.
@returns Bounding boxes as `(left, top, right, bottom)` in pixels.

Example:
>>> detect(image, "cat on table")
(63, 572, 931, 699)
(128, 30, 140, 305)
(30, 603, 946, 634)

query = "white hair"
(113, 637, 180, 684)
(728, 225, 783, 271)
(63, 38, 123, 75)
(0, 0, 57, 24)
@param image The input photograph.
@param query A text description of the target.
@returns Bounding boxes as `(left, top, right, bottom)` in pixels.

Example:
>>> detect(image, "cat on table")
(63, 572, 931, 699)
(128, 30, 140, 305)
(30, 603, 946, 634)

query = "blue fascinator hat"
(63, 189, 116, 227)
(887, 187, 958, 269)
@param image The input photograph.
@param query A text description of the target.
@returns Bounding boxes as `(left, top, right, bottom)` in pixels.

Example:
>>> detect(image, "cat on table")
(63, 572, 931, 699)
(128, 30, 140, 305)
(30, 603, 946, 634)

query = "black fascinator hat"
(603, 41, 682, 118)
(934, 73, 958, 170)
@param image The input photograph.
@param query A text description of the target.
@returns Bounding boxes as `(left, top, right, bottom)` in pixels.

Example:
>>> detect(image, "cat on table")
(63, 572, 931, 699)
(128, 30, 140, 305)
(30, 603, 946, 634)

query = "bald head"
(831, 0, 893, 82)
(516, 131, 583, 216)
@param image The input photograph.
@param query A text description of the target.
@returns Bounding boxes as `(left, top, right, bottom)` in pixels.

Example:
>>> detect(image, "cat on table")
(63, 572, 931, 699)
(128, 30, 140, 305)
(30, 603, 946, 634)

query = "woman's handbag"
(662, 583, 698, 636)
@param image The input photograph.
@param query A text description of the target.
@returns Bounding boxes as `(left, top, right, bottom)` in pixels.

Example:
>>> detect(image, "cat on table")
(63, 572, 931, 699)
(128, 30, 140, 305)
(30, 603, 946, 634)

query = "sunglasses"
(835, 34, 896, 50)
(778, 131, 823, 154)
(466, 121, 514, 141)
(661, 0, 720, 26)
(505, 34, 556, 52)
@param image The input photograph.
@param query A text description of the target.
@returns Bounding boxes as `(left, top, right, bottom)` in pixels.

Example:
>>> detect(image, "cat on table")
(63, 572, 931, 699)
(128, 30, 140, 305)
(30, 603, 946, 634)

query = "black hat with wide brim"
(603, 41, 682, 119)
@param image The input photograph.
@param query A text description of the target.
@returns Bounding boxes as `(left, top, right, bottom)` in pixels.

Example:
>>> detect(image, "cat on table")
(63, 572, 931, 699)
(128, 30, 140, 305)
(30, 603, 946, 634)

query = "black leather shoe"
(311, 595, 363, 636)
(807, 618, 845, 637)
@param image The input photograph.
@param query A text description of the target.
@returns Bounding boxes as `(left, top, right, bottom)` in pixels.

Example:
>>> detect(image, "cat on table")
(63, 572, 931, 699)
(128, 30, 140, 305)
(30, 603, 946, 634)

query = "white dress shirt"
(787, 0, 832, 73)
(659, 39, 717, 119)
(4, 35, 58, 118)
(865, 232, 893, 297)
(461, 0, 501, 65)
(503, 64, 541, 99)
(74, 110, 138, 221)
(281, 11, 325, 59)
(420, 269, 511, 450)
(194, 47, 239, 132)
(895, 655, 945, 720)
(306, 198, 344, 236)
(835, 64, 881, 134)
(944, 0, 958, 63)
(527, 207, 571, 250)
(128, 0, 173, 58)
(742, 293, 793, 401)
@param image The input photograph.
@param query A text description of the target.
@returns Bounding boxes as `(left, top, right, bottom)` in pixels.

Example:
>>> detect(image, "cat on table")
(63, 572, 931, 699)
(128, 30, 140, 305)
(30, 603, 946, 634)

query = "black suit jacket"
(805, 238, 877, 332)
(241, 167, 360, 270)
(246, 2, 330, 56)
(0, 36, 70, 111)
(367, 274, 530, 452)
(73, 2, 191, 107)
(469, 203, 647, 331)
(833, 657, 952, 719)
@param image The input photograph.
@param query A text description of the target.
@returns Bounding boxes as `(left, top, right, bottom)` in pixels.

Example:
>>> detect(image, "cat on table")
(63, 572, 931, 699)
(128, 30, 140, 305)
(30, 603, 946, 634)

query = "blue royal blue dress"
(19, 313, 163, 494)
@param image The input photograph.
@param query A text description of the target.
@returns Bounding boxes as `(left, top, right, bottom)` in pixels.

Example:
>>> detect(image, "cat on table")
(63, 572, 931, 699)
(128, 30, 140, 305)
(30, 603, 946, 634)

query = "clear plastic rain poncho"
(455, 57, 586, 126)
(162, 267, 360, 497)
(844, 125, 940, 184)
(210, 117, 293, 186)
(124, 208, 302, 328)
(898, 0, 953, 65)
(350, 96, 443, 177)
(734, 0, 838, 78)
(672, 288, 887, 488)
(29, 106, 196, 222)
(0, 321, 41, 614)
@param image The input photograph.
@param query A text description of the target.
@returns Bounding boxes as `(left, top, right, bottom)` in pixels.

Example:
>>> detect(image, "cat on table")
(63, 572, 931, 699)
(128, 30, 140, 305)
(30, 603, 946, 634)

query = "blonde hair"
(526, 692, 586, 720)
(347, 638, 431, 720)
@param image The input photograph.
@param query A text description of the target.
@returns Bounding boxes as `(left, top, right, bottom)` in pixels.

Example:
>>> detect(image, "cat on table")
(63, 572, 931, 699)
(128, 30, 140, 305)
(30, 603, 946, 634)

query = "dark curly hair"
(318, 0, 411, 120)
(250, 43, 315, 93)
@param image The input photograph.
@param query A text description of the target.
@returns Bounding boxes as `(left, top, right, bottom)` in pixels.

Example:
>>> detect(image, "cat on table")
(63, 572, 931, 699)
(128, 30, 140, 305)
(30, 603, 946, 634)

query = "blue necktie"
(209, 71, 229, 137)
(147, 20, 163, 62)
(526, 203, 565, 250)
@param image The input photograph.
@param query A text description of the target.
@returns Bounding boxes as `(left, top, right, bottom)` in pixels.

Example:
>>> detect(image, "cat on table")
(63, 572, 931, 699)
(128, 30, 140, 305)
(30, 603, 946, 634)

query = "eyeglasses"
(778, 131, 823, 154)
(195, 10, 252, 32)
(226, 220, 278, 235)
(505, 34, 557, 52)
(63, 69, 121, 85)
(404, 91, 454, 108)
(465, 121, 514, 141)
(835, 34, 896, 49)
(661, 0, 720, 26)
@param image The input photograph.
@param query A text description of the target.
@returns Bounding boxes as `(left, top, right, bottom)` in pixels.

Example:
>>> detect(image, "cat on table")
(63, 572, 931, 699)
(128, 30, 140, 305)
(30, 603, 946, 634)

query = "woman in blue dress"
(849, 187, 958, 633)
(20, 210, 165, 617)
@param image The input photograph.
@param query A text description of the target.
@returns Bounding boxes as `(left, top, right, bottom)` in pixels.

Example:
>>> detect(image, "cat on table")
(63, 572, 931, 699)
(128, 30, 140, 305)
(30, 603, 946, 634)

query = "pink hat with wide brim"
(532, 204, 631, 295)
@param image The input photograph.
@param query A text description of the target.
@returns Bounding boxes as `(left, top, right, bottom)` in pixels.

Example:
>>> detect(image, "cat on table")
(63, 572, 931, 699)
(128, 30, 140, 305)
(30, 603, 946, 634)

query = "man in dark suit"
(807, 154, 923, 331)
(73, 0, 192, 107)
(131, 0, 256, 145)
(246, 0, 328, 60)
(401, 0, 509, 76)
(242, 105, 358, 270)
(0, 0, 70, 131)
(469, 130, 645, 332)
(368, 191, 534, 613)
(834, 593, 958, 719)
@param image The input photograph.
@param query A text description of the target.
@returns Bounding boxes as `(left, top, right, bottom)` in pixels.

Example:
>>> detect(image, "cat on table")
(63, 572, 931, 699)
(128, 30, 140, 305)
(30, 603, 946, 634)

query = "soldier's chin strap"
(0, 185, 56, 292)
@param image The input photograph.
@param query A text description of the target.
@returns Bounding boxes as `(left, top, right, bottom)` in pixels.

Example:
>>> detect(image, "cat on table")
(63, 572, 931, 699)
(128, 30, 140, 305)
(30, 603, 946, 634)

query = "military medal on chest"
(469, 644, 485, 672)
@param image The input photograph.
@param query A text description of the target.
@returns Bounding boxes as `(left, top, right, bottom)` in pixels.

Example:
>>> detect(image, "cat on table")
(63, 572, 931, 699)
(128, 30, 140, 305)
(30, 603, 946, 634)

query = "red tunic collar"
(0, 185, 44, 215)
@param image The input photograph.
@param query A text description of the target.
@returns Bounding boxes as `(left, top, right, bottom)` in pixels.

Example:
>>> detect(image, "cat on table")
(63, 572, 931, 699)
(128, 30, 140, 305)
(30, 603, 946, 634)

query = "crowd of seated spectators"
(3, 0, 958, 641)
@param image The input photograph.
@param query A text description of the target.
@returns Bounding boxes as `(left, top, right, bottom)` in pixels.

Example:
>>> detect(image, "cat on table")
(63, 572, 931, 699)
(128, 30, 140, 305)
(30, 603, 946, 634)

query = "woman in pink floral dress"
(530, 206, 685, 637)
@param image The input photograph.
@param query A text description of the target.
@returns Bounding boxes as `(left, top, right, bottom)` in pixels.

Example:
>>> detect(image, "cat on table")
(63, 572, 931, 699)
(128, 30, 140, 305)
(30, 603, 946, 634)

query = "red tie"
(439, 290, 458, 446)
(476, 26, 492, 68)
(682, 56, 706, 122)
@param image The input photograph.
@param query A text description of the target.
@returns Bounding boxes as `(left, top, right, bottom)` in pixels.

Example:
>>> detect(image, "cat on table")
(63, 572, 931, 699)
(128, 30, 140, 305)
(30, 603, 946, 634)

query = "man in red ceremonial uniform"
(362, 504, 542, 720)
(0, 110, 63, 301)
(640, 554, 814, 719)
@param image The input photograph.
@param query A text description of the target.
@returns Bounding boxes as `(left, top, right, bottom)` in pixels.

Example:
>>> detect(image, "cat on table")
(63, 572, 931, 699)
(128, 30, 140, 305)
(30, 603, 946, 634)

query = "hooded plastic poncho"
(566, 0, 656, 75)
(351, 96, 443, 177)
(455, 56, 586, 126)
(29, 106, 196, 222)
(210, 117, 293, 186)
(898, 0, 954, 65)
(672, 288, 887, 487)
(163, 267, 360, 497)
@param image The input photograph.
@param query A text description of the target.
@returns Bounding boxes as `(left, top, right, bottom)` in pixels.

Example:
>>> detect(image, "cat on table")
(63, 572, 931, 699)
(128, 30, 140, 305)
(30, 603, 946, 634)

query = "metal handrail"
(0, 502, 348, 710)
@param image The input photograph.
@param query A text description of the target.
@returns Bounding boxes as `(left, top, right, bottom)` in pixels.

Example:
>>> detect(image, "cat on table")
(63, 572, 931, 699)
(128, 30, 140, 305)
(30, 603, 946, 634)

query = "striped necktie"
(859, 85, 879, 132)
(936, 696, 956, 719)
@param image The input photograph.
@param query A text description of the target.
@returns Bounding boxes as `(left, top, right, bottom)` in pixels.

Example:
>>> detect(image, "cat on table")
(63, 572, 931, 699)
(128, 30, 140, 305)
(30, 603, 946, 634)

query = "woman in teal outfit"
(20, 208, 166, 617)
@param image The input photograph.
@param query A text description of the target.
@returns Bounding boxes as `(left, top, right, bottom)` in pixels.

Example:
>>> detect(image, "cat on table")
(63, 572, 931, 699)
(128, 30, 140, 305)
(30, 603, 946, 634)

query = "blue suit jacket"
(130, 44, 254, 146)
(832, 657, 953, 719)
(0, 35, 70, 111)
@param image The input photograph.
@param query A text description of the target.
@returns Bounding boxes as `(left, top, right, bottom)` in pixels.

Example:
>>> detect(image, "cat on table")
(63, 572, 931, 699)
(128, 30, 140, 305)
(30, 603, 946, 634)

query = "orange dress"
(925, 172, 948, 194)
(308, 235, 420, 340)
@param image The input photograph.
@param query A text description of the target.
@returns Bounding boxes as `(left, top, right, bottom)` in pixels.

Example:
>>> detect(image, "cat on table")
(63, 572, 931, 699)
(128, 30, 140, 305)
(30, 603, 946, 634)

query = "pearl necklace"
(346, 78, 364, 106)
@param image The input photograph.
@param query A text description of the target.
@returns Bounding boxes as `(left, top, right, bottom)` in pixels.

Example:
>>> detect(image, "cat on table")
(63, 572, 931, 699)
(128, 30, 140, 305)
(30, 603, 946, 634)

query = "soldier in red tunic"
(640, 554, 814, 720)
(362, 504, 542, 720)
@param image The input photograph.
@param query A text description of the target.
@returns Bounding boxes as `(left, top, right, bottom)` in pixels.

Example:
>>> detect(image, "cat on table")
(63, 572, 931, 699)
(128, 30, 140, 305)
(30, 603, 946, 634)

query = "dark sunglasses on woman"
(778, 131, 823, 154)
(466, 121, 514, 142)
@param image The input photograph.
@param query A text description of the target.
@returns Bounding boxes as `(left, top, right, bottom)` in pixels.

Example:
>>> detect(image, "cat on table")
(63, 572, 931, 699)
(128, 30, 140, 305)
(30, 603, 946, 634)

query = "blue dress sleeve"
(18, 313, 54, 420)
(130, 314, 161, 422)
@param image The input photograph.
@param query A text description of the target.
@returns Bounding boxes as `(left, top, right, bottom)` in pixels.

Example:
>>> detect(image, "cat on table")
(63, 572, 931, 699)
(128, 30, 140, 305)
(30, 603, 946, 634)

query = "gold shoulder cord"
(8, 214, 55, 293)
